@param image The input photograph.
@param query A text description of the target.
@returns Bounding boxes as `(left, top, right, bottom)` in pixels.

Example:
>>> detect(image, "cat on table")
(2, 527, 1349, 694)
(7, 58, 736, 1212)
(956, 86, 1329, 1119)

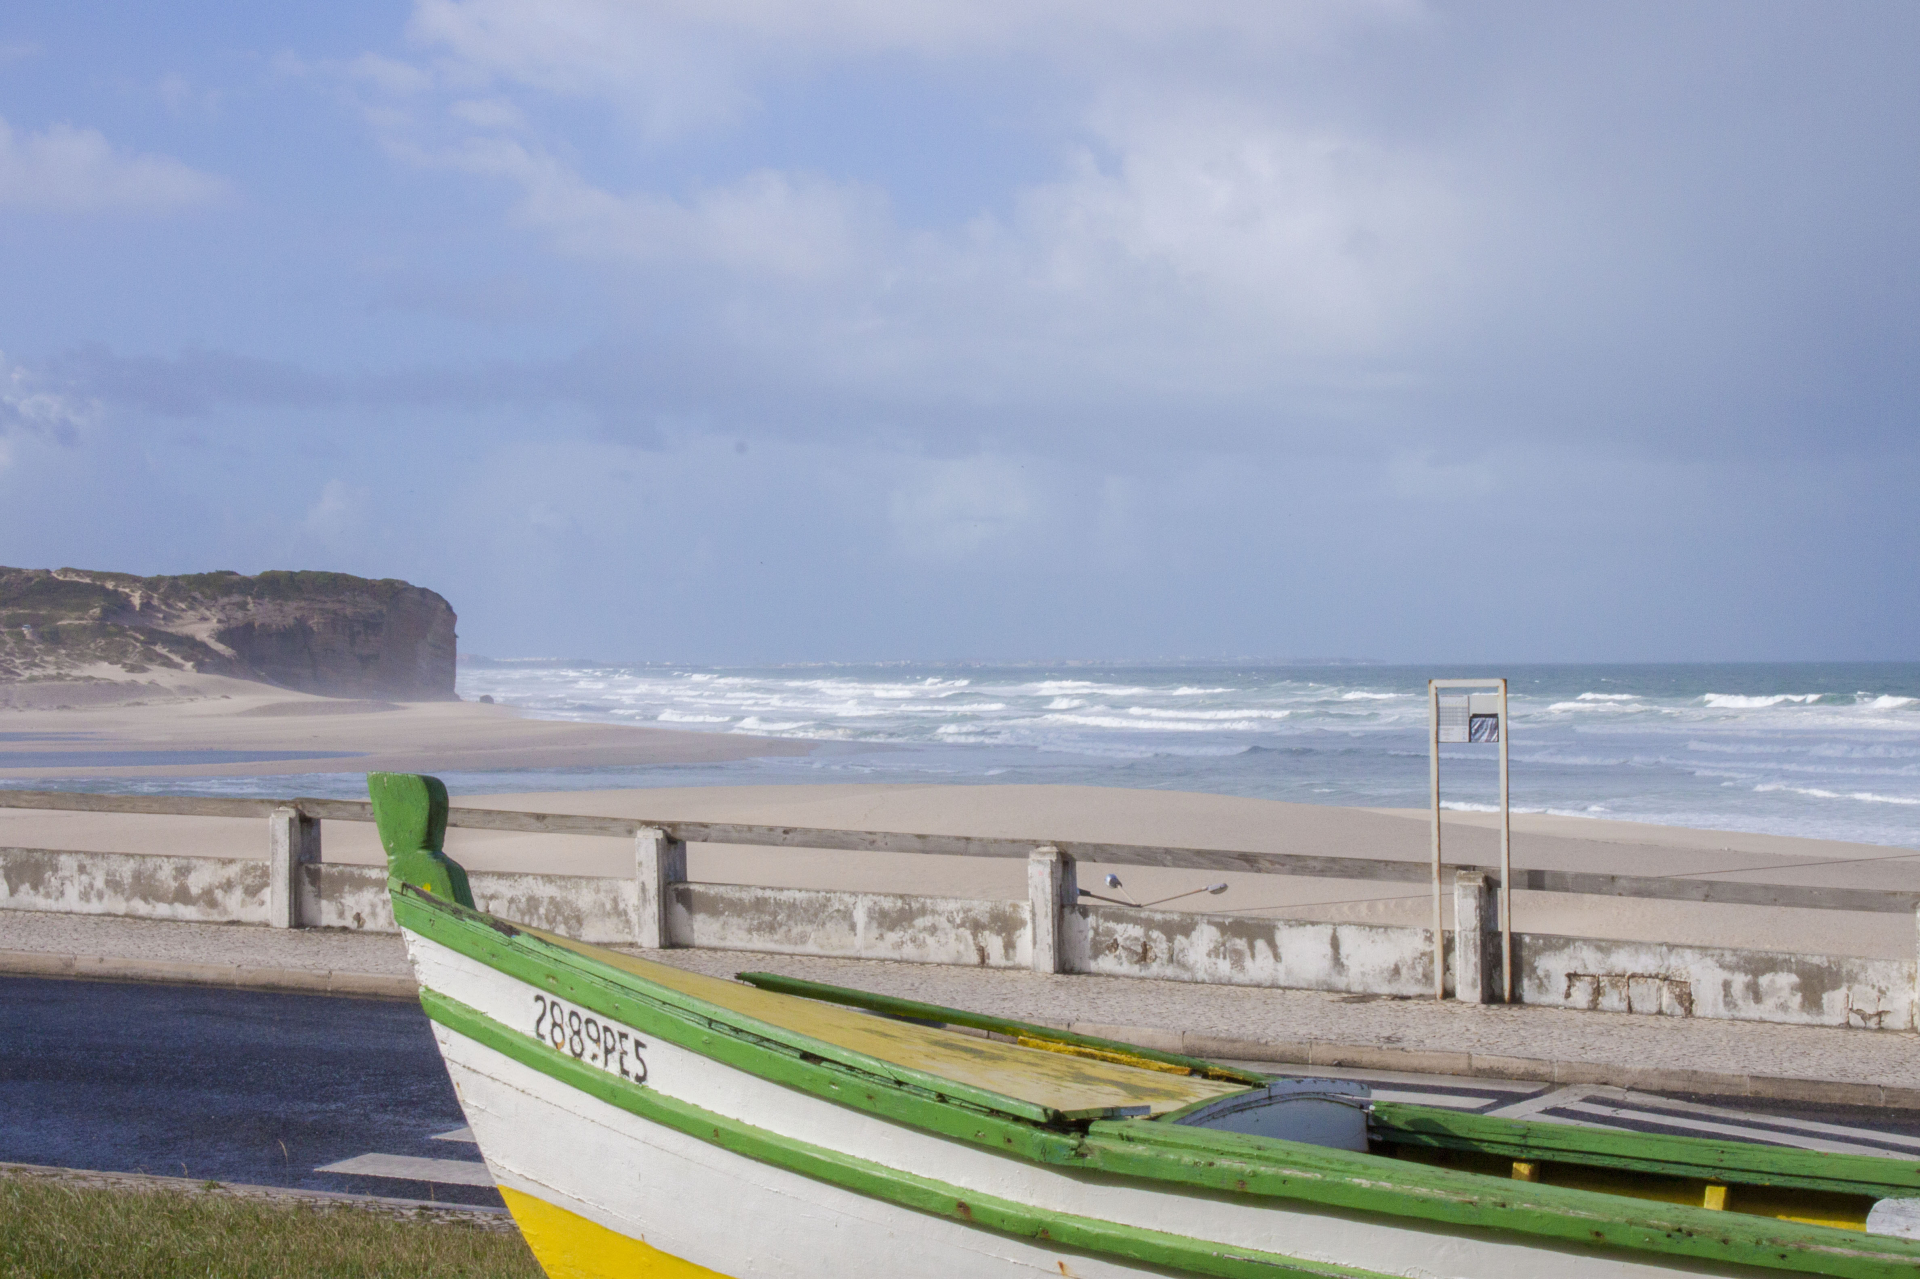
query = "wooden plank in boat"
(527, 927, 1245, 1119)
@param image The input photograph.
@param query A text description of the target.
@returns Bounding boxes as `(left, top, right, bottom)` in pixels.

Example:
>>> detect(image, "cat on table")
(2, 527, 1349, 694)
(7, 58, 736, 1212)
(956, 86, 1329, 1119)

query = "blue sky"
(1, 3, 1915, 663)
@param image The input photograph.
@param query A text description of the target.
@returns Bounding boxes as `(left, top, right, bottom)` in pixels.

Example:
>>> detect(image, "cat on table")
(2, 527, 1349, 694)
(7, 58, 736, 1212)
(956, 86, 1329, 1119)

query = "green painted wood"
(423, 987, 1405, 1279)
(394, 884, 1920, 1277)
(393, 886, 1065, 1129)
(1370, 1101, 1920, 1199)
(367, 773, 472, 908)
(735, 970, 1269, 1086)
(1085, 1120, 1920, 1279)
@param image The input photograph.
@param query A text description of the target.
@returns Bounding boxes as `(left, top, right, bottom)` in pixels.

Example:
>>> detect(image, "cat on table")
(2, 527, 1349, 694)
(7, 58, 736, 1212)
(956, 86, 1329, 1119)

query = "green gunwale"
(1372, 1102, 1920, 1200)
(396, 883, 1920, 1279)
(425, 988, 1401, 1279)
(395, 884, 1082, 1152)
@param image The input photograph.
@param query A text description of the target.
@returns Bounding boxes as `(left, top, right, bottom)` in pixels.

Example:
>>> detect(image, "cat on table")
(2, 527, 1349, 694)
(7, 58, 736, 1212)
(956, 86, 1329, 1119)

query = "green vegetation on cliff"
(0, 567, 458, 700)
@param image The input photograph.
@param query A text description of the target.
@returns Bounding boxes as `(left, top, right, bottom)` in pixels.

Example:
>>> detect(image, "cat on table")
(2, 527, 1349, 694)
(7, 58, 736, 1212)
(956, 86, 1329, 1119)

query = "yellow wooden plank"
(528, 927, 1243, 1116)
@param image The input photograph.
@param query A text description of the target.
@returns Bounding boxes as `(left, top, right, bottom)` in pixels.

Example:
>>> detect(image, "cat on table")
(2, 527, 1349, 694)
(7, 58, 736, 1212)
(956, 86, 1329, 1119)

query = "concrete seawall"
(5, 840, 1915, 1032)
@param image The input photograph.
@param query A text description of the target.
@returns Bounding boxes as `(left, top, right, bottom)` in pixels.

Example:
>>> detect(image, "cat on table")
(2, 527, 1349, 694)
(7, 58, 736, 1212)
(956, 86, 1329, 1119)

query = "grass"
(0, 1176, 544, 1279)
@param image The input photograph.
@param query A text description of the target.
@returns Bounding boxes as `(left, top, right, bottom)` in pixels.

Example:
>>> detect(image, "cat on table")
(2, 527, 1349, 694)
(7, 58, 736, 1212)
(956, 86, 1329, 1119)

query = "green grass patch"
(0, 1177, 543, 1279)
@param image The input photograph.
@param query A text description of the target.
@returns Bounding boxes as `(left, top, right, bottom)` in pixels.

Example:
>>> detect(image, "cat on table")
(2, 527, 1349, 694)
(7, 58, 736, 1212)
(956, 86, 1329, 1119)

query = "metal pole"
(1499, 678, 1512, 1003)
(1430, 681, 1444, 1000)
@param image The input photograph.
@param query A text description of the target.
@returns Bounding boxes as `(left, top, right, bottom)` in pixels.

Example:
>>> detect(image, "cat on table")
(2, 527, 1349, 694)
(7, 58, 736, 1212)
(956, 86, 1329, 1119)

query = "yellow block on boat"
(502, 1186, 732, 1279)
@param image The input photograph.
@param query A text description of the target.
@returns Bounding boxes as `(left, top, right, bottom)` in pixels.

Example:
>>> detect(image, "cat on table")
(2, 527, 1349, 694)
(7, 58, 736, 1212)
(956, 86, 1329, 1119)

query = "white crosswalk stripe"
(1568, 1088, 1920, 1153)
(315, 1153, 496, 1187)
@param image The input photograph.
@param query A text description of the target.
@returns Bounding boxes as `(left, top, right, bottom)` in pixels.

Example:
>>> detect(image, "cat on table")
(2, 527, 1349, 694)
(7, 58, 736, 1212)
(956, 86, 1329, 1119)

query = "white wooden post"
(635, 826, 687, 949)
(1454, 870, 1498, 1004)
(1429, 681, 1443, 999)
(1028, 845, 1076, 974)
(1498, 678, 1513, 1002)
(268, 807, 320, 929)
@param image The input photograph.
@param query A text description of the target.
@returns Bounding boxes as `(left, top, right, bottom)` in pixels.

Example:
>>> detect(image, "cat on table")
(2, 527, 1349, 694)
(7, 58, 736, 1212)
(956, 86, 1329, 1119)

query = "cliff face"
(0, 568, 458, 700)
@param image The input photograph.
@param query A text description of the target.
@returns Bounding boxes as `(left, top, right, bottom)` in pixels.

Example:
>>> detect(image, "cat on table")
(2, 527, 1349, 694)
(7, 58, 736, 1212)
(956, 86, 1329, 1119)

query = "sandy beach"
(5, 687, 1919, 962)
(0, 682, 809, 778)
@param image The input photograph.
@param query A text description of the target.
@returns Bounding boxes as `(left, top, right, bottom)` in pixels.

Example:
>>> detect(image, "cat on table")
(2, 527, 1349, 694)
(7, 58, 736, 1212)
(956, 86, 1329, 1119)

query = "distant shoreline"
(0, 682, 808, 781)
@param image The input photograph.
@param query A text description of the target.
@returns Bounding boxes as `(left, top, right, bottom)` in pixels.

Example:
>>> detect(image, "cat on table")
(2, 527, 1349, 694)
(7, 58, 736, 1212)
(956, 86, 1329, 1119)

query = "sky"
(0, 3, 1915, 664)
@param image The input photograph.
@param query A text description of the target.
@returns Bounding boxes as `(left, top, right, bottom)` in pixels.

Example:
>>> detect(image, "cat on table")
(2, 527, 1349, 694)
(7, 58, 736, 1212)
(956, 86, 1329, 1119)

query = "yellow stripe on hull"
(500, 1185, 733, 1279)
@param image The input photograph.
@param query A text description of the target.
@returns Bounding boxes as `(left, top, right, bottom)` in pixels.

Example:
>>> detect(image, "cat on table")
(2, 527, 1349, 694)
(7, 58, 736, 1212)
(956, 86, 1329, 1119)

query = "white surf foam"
(1702, 693, 1823, 708)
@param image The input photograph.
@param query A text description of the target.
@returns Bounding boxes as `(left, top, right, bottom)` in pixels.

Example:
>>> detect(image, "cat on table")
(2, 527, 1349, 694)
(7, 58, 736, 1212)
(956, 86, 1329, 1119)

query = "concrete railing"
(3, 789, 1917, 1032)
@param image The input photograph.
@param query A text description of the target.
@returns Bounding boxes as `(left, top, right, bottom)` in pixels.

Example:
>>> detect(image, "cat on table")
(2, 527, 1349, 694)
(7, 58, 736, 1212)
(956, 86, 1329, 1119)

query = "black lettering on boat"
(532, 994, 648, 1084)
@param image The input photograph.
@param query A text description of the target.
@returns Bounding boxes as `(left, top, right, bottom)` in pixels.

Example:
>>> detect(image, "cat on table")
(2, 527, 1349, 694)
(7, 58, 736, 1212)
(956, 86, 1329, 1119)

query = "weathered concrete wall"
(1519, 933, 1916, 1030)
(303, 864, 391, 932)
(0, 852, 634, 941)
(7, 844, 1918, 1030)
(298, 865, 635, 940)
(670, 882, 1029, 967)
(1, 847, 270, 924)
(470, 871, 635, 944)
(1069, 904, 1445, 997)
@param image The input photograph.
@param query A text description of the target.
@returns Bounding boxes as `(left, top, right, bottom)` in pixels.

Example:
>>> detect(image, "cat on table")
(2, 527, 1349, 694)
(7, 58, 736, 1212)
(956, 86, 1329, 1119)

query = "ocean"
(47, 662, 1920, 850)
(438, 661, 1920, 849)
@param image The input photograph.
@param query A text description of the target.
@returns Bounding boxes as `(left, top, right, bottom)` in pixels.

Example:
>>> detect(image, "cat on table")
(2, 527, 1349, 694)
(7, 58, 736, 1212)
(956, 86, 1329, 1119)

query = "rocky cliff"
(0, 568, 458, 700)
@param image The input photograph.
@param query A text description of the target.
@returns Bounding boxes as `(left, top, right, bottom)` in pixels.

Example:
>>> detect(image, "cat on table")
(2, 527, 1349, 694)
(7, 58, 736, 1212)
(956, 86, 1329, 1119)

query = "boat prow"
(372, 773, 1920, 1278)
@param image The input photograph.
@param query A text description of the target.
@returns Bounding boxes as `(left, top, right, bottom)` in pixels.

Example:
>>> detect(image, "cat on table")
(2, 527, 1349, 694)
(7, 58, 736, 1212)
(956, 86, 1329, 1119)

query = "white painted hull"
(405, 928, 1728, 1279)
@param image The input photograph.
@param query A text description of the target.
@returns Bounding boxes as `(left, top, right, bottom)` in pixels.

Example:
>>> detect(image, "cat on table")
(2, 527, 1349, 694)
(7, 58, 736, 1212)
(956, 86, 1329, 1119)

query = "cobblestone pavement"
(7, 912, 1917, 1090)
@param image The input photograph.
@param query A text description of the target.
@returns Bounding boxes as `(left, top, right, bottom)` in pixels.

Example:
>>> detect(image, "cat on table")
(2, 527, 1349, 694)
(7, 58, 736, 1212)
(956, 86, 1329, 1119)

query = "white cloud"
(0, 353, 97, 441)
(408, 132, 888, 281)
(0, 352, 97, 474)
(348, 0, 1460, 407)
(402, 0, 1420, 138)
(0, 117, 226, 212)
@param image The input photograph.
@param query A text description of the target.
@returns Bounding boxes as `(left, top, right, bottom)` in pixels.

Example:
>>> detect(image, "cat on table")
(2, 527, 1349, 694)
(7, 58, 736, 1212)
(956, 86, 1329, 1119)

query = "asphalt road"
(6, 975, 1920, 1212)
(0, 975, 498, 1206)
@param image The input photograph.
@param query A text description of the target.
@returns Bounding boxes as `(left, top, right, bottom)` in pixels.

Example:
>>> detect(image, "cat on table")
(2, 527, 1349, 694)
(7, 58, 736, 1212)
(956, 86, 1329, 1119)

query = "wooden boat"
(371, 772, 1920, 1277)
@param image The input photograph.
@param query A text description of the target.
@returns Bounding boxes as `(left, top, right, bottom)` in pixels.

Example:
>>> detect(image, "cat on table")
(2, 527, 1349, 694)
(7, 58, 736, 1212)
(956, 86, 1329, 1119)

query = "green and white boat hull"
(372, 773, 1920, 1278)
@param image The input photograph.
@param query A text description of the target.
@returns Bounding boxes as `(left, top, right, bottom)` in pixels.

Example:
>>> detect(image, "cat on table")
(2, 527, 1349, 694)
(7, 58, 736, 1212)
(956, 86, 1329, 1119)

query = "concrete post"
(635, 826, 687, 949)
(1454, 870, 1499, 1003)
(1912, 903, 1920, 1031)
(268, 808, 321, 929)
(1028, 845, 1077, 974)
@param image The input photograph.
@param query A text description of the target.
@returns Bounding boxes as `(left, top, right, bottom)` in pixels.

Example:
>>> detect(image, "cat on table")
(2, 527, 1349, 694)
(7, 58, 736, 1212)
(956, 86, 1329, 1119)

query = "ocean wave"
(1752, 783, 1920, 806)
(1039, 713, 1282, 733)
(452, 661, 1920, 847)
(1683, 740, 1796, 755)
(1701, 693, 1822, 708)
(1024, 680, 1152, 695)
(1125, 706, 1292, 721)
(1439, 801, 1607, 819)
